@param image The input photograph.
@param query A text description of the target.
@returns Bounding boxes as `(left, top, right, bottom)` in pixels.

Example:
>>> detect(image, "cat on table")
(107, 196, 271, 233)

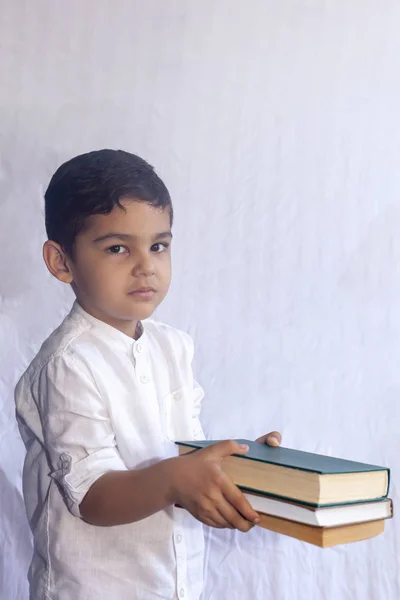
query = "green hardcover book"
(176, 439, 390, 507)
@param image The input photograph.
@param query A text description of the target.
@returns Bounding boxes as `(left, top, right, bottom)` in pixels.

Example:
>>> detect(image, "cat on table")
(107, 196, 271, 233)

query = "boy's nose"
(132, 254, 155, 277)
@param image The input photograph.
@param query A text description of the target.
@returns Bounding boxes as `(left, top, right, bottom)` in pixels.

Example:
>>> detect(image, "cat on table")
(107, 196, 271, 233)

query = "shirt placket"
(132, 340, 146, 377)
(173, 507, 189, 600)
(133, 339, 189, 600)
(132, 341, 160, 419)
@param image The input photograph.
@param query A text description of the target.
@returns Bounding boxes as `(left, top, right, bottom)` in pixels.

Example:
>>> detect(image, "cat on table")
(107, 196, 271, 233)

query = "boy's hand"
(170, 440, 260, 532)
(255, 431, 282, 446)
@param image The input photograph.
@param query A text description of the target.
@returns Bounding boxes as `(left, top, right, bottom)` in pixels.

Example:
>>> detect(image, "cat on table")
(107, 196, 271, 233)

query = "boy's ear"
(43, 240, 74, 284)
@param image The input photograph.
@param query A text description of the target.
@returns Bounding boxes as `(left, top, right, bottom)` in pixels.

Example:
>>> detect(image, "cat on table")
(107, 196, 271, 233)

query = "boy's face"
(51, 199, 172, 336)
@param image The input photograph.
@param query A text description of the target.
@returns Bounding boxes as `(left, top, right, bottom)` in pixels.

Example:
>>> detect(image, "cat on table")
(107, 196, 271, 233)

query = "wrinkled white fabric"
(2, 2, 400, 599)
(15, 301, 205, 600)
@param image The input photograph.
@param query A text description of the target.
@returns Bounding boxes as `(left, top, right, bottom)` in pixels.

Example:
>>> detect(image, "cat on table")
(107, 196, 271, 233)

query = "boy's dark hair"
(45, 149, 173, 256)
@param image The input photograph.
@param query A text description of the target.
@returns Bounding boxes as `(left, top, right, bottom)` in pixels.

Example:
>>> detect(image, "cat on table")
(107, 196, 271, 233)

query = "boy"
(15, 149, 281, 600)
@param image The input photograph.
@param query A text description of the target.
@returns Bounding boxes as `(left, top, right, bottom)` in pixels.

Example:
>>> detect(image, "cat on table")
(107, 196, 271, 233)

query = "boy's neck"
(76, 300, 142, 339)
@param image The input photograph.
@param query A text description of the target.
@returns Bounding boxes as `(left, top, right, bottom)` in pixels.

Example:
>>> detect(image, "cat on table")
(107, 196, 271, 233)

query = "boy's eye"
(151, 242, 169, 253)
(107, 245, 127, 254)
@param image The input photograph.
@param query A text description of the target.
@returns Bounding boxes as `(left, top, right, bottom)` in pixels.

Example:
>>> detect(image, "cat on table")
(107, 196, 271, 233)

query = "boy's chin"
(125, 304, 158, 321)
(131, 309, 155, 321)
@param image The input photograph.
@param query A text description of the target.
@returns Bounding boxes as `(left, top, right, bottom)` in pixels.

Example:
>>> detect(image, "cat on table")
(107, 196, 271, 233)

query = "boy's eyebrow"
(92, 231, 173, 243)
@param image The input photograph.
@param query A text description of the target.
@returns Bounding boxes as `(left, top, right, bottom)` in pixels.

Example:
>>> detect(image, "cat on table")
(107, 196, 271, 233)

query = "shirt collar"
(70, 300, 145, 354)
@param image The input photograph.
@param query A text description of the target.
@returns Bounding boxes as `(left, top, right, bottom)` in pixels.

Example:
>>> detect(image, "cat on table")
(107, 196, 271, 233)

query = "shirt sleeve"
(180, 330, 206, 441)
(190, 379, 205, 440)
(37, 353, 127, 517)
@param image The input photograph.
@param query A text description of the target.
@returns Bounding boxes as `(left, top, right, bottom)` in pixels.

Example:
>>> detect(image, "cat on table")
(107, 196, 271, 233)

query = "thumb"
(203, 440, 249, 459)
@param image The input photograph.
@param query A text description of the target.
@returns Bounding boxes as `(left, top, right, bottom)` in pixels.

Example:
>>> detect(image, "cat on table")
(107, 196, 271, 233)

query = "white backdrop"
(1, 1, 399, 599)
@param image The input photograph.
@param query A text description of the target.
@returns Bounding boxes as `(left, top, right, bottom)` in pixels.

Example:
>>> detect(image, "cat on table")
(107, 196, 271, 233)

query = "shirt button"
(175, 533, 182, 543)
(136, 343, 143, 353)
(140, 374, 149, 384)
(179, 589, 185, 599)
(174, 392, 181, 401)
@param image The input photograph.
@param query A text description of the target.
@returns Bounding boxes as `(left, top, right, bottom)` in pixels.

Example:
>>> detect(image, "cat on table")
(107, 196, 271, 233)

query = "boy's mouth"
(128, 287, 156, 301)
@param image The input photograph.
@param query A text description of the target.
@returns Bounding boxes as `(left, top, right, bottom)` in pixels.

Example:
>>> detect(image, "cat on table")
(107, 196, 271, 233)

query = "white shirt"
(15, 301, 206, 600)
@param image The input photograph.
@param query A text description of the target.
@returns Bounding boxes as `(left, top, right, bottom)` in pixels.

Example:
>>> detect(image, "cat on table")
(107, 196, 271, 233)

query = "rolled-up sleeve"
(37, 354, 127, 517)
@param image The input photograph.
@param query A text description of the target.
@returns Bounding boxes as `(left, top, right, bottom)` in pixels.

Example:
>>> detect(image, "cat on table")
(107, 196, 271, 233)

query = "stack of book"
(176, 440, 392, 548)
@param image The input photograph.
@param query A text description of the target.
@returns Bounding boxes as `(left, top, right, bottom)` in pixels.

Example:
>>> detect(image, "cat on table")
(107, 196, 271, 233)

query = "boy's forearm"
(80, 457, 178, 526)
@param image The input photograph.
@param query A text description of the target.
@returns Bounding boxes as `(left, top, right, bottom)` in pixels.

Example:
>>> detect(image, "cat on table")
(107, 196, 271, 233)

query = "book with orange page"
(176, 439, 392, 547)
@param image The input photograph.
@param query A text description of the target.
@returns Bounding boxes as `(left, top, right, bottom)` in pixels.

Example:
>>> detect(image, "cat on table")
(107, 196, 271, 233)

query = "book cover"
(256, 514, 385, 548)
(176, 439, 389, 477)
(244, 493, 393, 527)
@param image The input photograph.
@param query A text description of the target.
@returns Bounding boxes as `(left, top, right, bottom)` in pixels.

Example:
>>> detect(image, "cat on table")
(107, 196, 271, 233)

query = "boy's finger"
(196, 501, 233, 529)
(222, 478, 260, 524)
(202, 513, 231, 529)
(216, 500, 254, 533)
(202, 440, 249, 460)
(264, 431, 282, 446)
